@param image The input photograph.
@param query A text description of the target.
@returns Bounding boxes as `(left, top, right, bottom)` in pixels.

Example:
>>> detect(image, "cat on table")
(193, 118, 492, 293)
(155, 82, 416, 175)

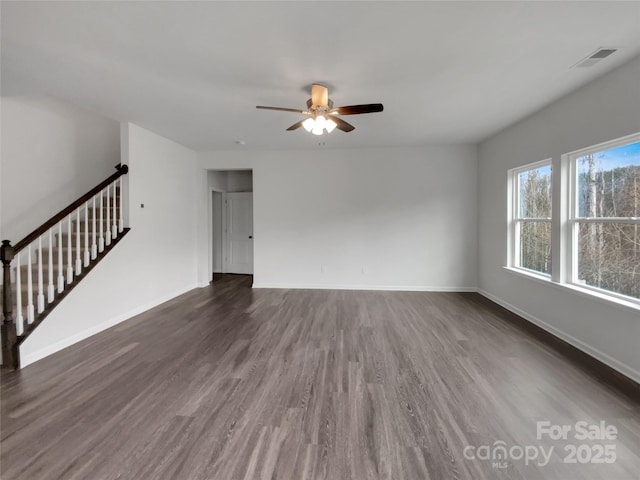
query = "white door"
(225, 192, 253, 274)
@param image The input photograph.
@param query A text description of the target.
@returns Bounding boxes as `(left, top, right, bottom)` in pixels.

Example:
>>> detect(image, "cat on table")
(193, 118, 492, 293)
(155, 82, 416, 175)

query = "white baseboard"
(20, 283, 199, 368)
(252, 283, 477, 292)
(477, 288, 640, 385)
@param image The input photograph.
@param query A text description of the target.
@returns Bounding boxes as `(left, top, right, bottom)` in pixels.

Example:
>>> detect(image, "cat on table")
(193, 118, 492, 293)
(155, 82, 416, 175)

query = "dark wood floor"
(1, 275, 639, 480)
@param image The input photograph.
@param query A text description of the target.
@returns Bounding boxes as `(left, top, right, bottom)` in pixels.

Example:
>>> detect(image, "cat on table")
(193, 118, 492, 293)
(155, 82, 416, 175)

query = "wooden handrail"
(12, 164, 128, 253)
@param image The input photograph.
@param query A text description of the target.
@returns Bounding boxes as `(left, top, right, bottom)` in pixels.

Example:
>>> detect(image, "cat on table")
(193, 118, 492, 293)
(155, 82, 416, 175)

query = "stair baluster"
(91, 197, 97, 260)
(99, 190, 105, 253)
(66, 215, 73, 284)
(1, 164, 129, 369)
(75, 208, 81, 275)
(48, 229, 55, 303)
(112, 182, 118, 240)
(57, 223, 64, 293)
(105, 187, 111, 247)
(15, 251, 23, 335)
(26, 246, 34, 325)
(84, 202, 90, 267)
(119, 176, 124, 233)
(37, 236, 44, 313)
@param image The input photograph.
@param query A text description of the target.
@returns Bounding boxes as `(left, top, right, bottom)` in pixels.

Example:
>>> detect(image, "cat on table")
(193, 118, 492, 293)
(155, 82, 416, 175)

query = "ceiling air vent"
(572, 48, 618, 68)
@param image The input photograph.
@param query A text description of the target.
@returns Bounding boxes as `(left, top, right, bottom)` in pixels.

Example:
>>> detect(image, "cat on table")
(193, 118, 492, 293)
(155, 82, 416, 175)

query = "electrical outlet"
(362, 267, 367, 275)
(321, 266, 327, 274)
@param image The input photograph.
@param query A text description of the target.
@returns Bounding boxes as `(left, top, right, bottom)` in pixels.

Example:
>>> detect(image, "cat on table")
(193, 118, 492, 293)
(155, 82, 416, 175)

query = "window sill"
(502, 266, 640, 315)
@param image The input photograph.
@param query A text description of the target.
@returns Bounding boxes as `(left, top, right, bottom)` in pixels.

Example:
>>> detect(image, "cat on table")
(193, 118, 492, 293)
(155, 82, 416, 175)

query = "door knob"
(248, 235, 253, 239)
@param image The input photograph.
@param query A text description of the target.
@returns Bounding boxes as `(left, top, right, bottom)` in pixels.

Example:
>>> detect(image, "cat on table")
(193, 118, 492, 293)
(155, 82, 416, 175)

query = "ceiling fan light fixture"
(315, 115, 327, 130)
(312, 115, 327, 135)
(302, 117, 315, 132)
(325, 118, 337, 133)
(256, 84, 382, 135)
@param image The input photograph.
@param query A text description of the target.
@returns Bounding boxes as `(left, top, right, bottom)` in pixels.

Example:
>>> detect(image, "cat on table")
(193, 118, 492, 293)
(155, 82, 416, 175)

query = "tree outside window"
(574, 141, 640, 300)
(512, 162, 552, 275)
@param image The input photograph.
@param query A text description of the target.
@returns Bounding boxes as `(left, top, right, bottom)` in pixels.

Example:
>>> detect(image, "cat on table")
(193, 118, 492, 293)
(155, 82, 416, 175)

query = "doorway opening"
(209, 170, 253, 283)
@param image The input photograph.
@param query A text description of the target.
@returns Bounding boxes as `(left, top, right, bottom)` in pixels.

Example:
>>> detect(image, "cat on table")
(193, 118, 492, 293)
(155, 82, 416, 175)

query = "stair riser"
(87, 198, 120, 208)
(3, 284, 68, 313)
(87, 205, 121, 213)
(11, 234, 120, 290)
(72, 221, 120, 232)
(15, 257, 79, 272)
(15, 265, 84, 288)
(1, 229, 129, 324)
(55, 233, 122, 248)
(30, 246, 113, 265)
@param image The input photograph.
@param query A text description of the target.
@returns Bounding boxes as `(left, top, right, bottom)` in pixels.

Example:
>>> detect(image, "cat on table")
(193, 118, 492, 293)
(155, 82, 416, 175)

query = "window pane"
(577, 222, 640, 299)
(519, 221, 551, 274)
(577, 141, 640, 218)
(518, 165, 552, 218)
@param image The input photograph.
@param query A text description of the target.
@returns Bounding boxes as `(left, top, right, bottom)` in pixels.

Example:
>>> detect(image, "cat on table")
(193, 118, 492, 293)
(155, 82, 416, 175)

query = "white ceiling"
(2, 1, 640, 151)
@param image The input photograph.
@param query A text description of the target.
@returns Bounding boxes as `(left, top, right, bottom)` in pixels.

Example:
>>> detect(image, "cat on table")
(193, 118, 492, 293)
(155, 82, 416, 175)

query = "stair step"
(17, 234, 121, 277)
(56, 233, 120, 248)
(2, 283, 61, 311)
(3, 236, 116, 312)
(15, 241, 104, 291)
(87, 206, 121, 216)
(15, 265, 81, 288)
(55, 236, 91, 249)
(72, 220, 119, 232)
(1, 227, 130, 369)
(83, 210, 120, 218)
(4, 261, 87, 311)
(41, 240, 116, 262)
(19, 263, 56, 275)
(36, 245, 73, 255)
(16, 263, 79, 276)
(30, 248, 89, 268)
(92, 197, 120, 207)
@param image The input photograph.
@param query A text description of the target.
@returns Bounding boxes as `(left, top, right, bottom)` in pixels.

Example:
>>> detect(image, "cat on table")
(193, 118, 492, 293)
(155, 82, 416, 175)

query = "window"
(569, 136, 640, 301)
(507, 133, 640, 308)
(509, 160, 552, 275)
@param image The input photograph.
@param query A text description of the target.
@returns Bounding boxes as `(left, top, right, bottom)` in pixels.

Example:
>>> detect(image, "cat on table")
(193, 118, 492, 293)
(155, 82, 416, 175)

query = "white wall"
(20, 123, 199, 366)
(478, 56, 640, 382)
(1, 95, 120, 241)
(198, 145, 477, 290)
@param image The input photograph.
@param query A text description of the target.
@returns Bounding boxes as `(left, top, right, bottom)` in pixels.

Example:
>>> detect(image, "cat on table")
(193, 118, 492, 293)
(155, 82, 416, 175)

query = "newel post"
(1, 240, 19, 369)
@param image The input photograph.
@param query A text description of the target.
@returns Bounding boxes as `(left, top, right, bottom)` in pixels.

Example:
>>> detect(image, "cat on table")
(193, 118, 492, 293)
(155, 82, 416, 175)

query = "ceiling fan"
(256, 84, 383, 135)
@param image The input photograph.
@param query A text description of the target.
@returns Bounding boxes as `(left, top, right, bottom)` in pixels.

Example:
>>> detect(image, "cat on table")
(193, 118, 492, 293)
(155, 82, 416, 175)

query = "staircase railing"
(1, 164, 129, 369)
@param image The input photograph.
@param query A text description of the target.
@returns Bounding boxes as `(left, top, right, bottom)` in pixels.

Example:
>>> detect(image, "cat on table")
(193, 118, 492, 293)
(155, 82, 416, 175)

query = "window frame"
(508, 159, 553, 277)
(565, 132, 640, 306)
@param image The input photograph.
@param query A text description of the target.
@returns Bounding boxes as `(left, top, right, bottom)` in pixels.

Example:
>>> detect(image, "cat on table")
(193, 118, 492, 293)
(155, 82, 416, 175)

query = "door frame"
(209, 187, 227, 276)
(208, 182, 255, 280)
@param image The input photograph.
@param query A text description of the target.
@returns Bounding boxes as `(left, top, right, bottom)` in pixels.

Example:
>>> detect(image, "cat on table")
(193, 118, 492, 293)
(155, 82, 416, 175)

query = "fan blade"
(333, 103, 384, 115)
(286, 120, 305, 131)
(329, 116, 355, 132)
(311, 84, 329, 107)
(256, 106, 308, 114)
